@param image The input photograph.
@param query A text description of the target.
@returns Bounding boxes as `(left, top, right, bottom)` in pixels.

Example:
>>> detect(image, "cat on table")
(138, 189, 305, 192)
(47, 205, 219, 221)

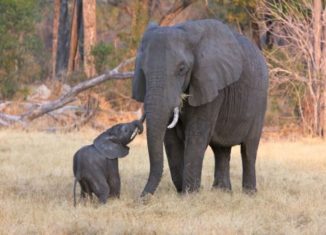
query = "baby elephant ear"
(93, 133, 129, 159)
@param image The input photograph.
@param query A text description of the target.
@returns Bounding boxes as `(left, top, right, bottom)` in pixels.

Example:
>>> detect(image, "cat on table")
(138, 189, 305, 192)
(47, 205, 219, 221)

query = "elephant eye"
(176, 63, 188, 76)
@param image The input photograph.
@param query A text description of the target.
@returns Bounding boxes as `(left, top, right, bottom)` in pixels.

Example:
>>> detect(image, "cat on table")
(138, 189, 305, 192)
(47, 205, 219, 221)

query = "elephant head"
(132, 20, 244, 196)
(93, 120, 143, 159)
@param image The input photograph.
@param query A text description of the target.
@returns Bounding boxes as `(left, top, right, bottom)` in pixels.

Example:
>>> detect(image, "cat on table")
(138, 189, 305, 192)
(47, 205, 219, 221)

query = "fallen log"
(0, 58, 135, 126)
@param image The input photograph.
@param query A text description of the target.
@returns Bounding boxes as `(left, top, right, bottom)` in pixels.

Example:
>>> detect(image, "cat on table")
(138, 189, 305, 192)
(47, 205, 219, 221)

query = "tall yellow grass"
(0, 130, 325, 234)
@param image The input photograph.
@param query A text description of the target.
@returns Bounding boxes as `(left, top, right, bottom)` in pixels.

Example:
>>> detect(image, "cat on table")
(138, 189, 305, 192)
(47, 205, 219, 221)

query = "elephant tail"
(73, 178, 78, 207)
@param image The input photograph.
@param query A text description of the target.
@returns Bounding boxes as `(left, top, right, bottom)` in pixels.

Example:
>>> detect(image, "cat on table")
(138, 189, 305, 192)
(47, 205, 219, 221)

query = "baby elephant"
(73, 119, 143, 206)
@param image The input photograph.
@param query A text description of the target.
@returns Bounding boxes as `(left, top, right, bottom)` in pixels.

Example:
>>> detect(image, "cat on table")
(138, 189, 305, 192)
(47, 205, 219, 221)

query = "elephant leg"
(241, 140, 259, 193)
(89, 177, 110, 204)
(164, 128, 184, 193)
(211, 145, 232, 191)
(80, 185, 86, 199)
(182, 121, 210, 193)
(182, 139, 206, 193)
(107, 159, 121, 198)
(182, 98, 223, 193)
(80, 179, 92, 200)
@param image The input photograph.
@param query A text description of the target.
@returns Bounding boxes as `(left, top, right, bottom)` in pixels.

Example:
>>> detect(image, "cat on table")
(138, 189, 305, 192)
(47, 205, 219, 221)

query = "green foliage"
(268, 0, 312, 19)
(90, 40, 132, 110)
(0, 76, 18, 99)
(91, 42, 114, 74)
(131, 0, 150, 48)
(0, 0, 44, 99)
(207, 0, 257, 27)
(91, 41, 129, 74)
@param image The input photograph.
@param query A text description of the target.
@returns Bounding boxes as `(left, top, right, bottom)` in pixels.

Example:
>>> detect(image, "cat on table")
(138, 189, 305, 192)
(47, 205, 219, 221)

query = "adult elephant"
(132, 19, 268, 196)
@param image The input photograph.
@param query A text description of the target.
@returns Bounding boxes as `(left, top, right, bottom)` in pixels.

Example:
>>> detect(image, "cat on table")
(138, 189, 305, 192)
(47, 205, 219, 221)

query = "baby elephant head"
(93, 120, 144, 159)
(107, 120, 143, 145)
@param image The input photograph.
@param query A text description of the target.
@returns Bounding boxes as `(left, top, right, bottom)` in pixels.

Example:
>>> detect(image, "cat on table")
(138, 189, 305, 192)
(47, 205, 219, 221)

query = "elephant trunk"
(141, 91, 170, 196)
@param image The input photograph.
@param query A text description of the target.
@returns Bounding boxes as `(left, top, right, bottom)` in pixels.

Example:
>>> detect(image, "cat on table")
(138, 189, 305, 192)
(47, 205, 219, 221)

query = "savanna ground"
(0, 130, 325, 235)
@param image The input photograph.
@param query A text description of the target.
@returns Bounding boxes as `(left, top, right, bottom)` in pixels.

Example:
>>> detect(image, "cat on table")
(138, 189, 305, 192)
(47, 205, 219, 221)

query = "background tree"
(52, 0, 61, 79)
(67, 0, 83, 76)
(0, 0, 45, 99)
(131, 0, 151, 48)
(55, 0, 70, 79)
(83, 0, 97, 77)
(206, 0, 260, 44)
(52, 0, 97, 79)
(159, 0, 197, 26)
(1, 0, 325, 136)
(259, 0, 326, 136)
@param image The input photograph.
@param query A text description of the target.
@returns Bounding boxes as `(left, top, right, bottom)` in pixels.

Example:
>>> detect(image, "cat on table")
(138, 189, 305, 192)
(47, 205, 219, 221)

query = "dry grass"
(0, 130, 325, 235)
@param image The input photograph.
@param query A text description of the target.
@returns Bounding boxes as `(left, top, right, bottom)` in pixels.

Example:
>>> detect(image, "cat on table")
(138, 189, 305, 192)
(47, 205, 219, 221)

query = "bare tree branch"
(159, 0, 197, 26)
(258, 0, 326, 136)
(0, 59, 135, 126)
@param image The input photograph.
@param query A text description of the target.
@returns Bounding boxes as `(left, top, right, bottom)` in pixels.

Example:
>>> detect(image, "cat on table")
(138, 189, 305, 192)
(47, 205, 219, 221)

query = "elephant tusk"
(130, 128, 138, 140)
(167, 107, 179, 129)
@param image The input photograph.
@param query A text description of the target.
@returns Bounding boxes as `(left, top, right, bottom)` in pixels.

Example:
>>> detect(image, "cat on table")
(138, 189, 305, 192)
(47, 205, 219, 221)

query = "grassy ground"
(0, 130, 325, 234)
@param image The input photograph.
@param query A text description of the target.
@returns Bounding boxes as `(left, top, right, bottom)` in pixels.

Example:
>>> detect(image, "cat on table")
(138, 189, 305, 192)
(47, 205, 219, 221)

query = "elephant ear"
(93, 132, 129, 159)
(132, 23, 159, 102)
(132, 49, 146, 102)
(180, 20, 244, 106)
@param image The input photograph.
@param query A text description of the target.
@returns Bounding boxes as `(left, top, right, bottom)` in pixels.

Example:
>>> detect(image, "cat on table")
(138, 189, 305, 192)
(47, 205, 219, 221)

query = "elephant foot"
(138, 193, 154, 205)
(212, 178, 232, 191)
(173, 181, 183, 193)
(109, 193, 120, 199)
(175, 188, 183, 194)
(242, 187, 257, 195)
(213, 183, 232, 193)
(95, 189, 110, 204)
(98, 195, 109, 204)
(182, 184, 201, 194)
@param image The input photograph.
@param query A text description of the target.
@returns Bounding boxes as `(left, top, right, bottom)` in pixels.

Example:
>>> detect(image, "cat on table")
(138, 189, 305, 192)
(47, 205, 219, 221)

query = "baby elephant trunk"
(130, 117, 145, 139)
(134, 119, 144, 134)
(130, 113, 146, 141)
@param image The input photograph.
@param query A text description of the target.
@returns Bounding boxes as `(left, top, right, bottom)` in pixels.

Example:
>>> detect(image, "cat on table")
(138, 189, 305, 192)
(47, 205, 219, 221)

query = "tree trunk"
(322, 7, 326, 137)
(67, 0, 82, 75)
(313, 0, 323, 136)
(52, 0, 61, 79)
(55, 0, 70, 80)
(83, 0, 97, 77)
(313, 0, 322, 71)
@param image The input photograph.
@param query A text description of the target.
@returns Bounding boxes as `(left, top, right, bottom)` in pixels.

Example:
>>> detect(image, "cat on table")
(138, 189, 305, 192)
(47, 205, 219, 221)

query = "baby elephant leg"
(89, 176, 110, 204)
(107, 159, 121, 198)
(80, 180, 92, 200)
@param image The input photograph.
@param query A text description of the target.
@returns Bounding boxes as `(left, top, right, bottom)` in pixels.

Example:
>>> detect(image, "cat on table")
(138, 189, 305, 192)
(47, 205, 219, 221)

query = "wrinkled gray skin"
(73, 120, 143, 206)
(132, 19, 268, 196)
